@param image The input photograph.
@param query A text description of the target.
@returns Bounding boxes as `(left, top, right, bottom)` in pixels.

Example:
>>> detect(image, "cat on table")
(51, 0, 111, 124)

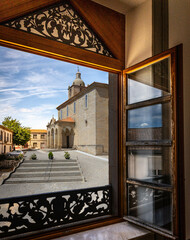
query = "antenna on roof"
(77, 66, 79, 72)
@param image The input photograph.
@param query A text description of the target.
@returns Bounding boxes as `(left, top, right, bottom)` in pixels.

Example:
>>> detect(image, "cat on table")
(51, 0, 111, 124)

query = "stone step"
(20, 163, 78, 167)
(5, 177, 84, 184)
(11, 172, 82, 178)
(24, 160, 77, 163)
(16, 167, 80, 172)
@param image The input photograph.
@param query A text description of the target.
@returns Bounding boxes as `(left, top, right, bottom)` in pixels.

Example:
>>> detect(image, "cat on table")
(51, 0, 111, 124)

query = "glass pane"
(128, 102, 171, 141)
(128, 58, 170, 104)
(128, 147, 172, 185)
(128, 184, 172, 231)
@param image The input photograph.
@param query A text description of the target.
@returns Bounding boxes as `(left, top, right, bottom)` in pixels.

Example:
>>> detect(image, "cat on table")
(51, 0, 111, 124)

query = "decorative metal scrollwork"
(0, 185, 111, 238)
(3, 0, 113, 58)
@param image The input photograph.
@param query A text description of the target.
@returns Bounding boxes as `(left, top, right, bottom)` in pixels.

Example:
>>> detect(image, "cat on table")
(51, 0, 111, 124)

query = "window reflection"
(128, 58, 170, 104)
(128, 102, 171, 141)
(128, 147, 171, 185)
(128, 79, 163, 104)
(128, 184, 172, 231)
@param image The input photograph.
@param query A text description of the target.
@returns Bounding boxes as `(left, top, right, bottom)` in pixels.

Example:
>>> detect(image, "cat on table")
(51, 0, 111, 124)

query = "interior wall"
(125, 0, 152, 67)
(168, 1, 190, 239)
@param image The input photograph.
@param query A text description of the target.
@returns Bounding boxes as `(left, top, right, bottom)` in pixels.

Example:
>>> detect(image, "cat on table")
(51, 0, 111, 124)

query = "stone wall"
(60, 84, 108, 155)
(96, 86, 109, 154)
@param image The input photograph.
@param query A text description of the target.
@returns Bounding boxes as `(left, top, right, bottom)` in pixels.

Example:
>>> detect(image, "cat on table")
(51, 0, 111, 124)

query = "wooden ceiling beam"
(0, 0, 61, 23)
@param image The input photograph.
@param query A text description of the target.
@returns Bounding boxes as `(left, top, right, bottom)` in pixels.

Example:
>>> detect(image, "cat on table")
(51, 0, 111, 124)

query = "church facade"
(47, 71, 108, 155)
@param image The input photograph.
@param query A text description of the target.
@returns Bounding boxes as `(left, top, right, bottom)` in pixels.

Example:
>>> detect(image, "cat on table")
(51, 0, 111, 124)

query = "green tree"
(2, 116, 31, 146)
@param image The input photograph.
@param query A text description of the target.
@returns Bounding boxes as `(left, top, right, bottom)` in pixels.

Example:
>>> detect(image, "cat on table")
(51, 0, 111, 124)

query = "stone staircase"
(4, 157, 84, 184)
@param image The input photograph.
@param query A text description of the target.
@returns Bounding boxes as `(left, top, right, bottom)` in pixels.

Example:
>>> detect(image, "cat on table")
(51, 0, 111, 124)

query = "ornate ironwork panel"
(2, 0, 113, 58)
(0, 185, 111, 238)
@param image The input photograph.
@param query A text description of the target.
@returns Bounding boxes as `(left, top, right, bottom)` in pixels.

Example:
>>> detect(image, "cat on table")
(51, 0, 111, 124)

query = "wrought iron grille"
(2, 0, 113, 58)
(0, 185, 111, 238)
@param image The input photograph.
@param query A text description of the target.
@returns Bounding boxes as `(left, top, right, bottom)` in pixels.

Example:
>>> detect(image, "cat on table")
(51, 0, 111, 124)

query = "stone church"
(47, 70, 108, 155)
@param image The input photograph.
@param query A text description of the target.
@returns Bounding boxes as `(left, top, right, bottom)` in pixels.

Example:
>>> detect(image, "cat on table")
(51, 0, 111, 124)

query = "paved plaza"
(0, 150, 108, 198)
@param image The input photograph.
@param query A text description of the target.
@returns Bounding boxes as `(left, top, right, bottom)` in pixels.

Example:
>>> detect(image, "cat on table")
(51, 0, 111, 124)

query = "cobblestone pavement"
(0, 150, 108, 198)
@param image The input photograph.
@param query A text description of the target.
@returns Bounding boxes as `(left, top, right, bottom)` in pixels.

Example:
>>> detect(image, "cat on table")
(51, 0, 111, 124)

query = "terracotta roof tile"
(60, 117, 75, 123)
(30, 129, 47, 133)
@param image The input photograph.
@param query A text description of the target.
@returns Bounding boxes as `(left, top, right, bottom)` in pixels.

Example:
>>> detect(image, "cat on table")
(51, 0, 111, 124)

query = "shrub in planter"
(48, 152, 53, 159)
(18, 154, 24, 160)
(31, 153, 37, 160)
(64, 152, 70, 159)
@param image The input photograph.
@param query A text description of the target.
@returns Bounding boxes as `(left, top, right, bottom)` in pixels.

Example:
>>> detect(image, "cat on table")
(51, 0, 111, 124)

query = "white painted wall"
(168, 0, 190, 238)
(125, 0, 152, 67)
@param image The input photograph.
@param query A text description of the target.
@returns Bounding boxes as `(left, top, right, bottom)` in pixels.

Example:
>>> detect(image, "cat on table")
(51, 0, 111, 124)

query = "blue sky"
(128, 104, 162, 128)
(0, 46, 108, 129)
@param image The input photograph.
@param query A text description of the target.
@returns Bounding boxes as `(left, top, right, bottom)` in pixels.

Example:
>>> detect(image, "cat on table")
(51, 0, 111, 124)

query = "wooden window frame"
(122, 45, 184, 240)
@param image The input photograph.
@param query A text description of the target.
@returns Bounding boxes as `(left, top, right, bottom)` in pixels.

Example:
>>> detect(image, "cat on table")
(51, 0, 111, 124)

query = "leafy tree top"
(2, 116, 31, 146)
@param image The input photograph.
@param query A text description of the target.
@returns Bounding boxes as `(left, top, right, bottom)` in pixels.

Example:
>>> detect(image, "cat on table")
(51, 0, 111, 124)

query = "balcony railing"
(0, 185, 111, 238)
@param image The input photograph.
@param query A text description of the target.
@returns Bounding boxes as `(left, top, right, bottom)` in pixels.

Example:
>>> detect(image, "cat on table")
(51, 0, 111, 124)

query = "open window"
(0, 0, 185, 239)
(123, 48, 180, 238)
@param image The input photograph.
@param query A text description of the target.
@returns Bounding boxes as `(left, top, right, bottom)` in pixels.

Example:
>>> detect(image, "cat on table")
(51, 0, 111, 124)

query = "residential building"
(27, 129, 47, 149)
(0, 125, 13, 154)
(47, 70, 108, 155)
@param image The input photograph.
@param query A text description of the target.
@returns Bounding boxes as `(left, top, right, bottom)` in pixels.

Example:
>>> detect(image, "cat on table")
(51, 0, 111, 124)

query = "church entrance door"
(67, 136, 69, 148)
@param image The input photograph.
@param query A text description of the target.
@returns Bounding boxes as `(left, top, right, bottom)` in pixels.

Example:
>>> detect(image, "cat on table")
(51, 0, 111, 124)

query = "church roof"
(73, 71, 85, 87)
(72, 68, 85, 87)
(57, 82, 108, 110)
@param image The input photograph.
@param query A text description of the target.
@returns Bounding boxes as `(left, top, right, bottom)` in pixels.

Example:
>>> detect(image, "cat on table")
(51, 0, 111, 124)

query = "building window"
(33, 142, 37, 148)
(41, 134, 45, 139)
(4, 132, 6, 142)
(124, 49, 179, 236)
(33, 134, 37, 139)
(0, 131, 2, 141)
(74, 102, 76, 113)
(67, 106, 69, 116)
(60, 109, 63, 119)
(7, 133, 9, 142)
(85, 94, 88, 108)
(41, 142, 45, 148)
(10, 146, 11, 151)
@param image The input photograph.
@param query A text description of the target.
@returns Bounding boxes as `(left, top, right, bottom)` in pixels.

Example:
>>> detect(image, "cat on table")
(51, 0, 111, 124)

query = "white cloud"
(0, 89, 67, 102)
(20, 108, 33, 113)
(4, 49, 32, 59)
(0, 103, 57, 129)
(140, 123, 149, 127)
(0, 46, 108, 129)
